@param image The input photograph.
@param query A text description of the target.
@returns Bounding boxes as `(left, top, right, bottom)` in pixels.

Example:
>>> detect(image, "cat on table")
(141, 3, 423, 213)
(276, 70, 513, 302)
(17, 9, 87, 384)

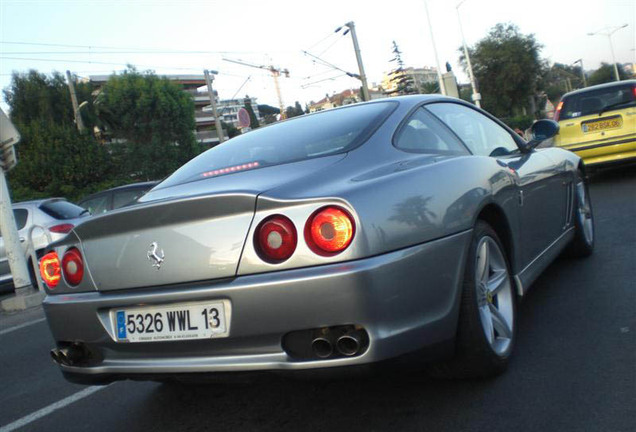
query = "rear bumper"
(559, 136, 636, 166)
(43, 230, 471, 383)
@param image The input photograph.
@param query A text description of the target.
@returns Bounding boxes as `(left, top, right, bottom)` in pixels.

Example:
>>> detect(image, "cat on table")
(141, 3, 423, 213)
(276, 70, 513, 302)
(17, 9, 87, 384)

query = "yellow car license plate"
(582, 117, 622, 133)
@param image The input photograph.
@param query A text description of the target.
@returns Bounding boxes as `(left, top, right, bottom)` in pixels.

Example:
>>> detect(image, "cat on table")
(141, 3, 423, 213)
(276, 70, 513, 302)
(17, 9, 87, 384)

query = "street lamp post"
(588, 24, 628, 81)
(456, 0, 481, 107)
(424, 0, 446, 95)
(573, 59, 587, 88)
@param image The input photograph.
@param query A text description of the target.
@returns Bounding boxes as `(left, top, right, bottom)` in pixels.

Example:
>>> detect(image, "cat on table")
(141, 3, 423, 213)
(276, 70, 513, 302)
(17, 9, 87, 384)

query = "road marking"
(0, 385, 110, 432)
(0, 317, 46, 336)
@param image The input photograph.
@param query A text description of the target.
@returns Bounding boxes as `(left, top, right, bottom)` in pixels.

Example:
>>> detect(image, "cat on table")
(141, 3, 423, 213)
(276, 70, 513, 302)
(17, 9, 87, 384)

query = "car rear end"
(40, 101, 466, 384)
(37, 199, 91, 246)
(553, 80, 636, 166)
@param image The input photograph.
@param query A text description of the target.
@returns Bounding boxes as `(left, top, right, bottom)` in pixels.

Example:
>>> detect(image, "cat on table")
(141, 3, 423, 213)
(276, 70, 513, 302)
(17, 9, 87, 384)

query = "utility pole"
(0, 109, 39, 312)
(204, 69, 225, 144)
(573, 59, 587, 87)
(588, 24, 628, 81)
(424, 0, 446, 95)
(343, 22, 370, 102)
(66, 70, 85, 133)
(456, 0, 481, 107)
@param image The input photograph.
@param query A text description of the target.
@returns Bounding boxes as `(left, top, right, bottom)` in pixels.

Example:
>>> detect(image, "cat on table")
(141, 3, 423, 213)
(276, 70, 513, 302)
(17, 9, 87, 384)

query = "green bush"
(502, 115, 534, 131)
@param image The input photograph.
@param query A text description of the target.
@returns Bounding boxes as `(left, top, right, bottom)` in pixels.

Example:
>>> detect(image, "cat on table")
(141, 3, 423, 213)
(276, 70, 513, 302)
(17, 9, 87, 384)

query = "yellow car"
(553, 80, 636, 167)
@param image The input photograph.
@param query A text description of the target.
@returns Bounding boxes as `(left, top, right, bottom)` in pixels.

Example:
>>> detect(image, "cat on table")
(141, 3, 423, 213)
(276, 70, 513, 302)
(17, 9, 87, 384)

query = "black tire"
(564, 171, 594, 258)
(429, 221, 516, 379)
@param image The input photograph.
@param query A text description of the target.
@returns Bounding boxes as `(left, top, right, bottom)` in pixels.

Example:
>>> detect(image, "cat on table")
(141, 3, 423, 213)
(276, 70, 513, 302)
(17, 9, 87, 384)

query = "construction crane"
(223, 58, 290, 120)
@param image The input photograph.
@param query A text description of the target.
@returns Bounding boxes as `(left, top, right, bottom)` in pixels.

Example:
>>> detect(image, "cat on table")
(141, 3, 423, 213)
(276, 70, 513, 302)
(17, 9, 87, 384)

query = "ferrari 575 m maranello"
(42, 96, 594, 383)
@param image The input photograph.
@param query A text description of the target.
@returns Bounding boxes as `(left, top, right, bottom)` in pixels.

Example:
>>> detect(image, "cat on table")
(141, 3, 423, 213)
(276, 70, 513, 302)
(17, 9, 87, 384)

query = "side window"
(394, 108, 469, 154)
(426, 103, 519, 156)
(80, 194, 111, 215)
(113, 189, 144, 209)
(13, 209, 28, 230)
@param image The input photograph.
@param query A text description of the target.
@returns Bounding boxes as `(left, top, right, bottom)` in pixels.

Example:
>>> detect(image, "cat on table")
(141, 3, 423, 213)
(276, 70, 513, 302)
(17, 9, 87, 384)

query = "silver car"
(0, 199, 90, 286)
(42, 96, 593, 384)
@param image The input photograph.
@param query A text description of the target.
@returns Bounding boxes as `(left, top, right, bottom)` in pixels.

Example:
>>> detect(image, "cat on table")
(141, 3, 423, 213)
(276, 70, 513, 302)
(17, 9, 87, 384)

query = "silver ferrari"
(41, 96, 594, 384)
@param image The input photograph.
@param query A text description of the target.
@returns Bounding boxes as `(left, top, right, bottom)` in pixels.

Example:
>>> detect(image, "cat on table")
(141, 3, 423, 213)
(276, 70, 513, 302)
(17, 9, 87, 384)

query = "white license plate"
(112, 300, 231, 343)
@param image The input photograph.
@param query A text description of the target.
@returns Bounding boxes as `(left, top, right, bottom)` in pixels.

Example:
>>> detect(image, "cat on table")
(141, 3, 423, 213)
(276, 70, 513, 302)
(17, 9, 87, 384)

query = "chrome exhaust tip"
(50, 349, 62, 364)
(58, 348, 70, 365)
(311, 337, 333, 359)
(336, 334, 361, 357)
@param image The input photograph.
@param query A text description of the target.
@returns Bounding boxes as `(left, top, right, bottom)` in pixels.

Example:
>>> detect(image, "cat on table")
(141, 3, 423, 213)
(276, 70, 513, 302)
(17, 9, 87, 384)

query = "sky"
(1, 0, 635, 112)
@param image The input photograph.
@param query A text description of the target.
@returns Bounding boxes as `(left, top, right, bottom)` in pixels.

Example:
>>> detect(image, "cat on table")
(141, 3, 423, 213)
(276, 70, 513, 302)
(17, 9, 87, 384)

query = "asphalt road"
(1, 165, 634, 432)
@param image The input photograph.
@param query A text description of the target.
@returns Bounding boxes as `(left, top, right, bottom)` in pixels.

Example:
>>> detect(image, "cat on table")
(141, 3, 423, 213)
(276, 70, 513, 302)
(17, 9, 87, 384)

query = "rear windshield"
(40, 200, 86, 220)
(159, 101, 397, 188)
(560, 83, 635, 120)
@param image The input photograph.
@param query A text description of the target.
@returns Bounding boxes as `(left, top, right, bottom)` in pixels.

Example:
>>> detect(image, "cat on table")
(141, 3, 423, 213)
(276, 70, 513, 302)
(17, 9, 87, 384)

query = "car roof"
(12, 198, 67, 208)
(561, 79, 636, 98)
(77, 181, 159, 204)
(106, 181, 159, 192)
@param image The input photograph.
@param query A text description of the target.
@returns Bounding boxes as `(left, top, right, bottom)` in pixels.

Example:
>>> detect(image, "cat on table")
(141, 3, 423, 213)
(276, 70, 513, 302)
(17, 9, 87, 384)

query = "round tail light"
(305, 206, 355, 255)
(40, 252, 61, 289)
(62, 248, 84, 286)
(255, 215, 297, 263)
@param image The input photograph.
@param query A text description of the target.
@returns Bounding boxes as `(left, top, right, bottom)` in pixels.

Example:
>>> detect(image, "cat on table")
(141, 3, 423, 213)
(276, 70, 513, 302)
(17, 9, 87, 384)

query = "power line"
(316, 34, 346, 57)
(307, 32, 339, 51)
(0, 50, 261, 55)
(0, 40, 265, 54)
(300, 73, 348, 89)
(0, 56, 254, 78)
(301, 51, 359, 78)
(0, 56, 201, 70)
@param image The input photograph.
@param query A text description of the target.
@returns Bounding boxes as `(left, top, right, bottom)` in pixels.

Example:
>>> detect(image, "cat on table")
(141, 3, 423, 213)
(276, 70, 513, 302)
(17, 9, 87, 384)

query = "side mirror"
(526, 119, 560, 149)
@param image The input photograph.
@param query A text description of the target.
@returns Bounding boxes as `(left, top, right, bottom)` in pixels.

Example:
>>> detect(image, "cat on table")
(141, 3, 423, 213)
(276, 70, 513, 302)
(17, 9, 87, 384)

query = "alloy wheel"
(576, 181, 594, 245)
(475, 236, 514, 357)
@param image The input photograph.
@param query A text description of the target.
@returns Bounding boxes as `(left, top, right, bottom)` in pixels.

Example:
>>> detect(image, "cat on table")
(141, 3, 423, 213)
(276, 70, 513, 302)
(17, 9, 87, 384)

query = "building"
(90, 74, 261, 147)
(208, 97, 262, 128)
(308, 88, 388, 112)
(308, 89, 360, 112)
(381, 66, 438, 94)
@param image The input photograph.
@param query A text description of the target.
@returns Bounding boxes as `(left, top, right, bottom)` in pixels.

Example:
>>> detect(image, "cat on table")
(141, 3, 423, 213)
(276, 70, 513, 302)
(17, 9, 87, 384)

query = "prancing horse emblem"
(147, 242, 165, 269)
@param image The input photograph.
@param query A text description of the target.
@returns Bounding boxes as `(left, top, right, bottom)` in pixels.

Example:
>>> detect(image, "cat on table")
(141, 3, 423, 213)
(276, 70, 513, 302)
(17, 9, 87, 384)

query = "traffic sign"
(237, 108, 251, 128)
(0, 109, 19, 172)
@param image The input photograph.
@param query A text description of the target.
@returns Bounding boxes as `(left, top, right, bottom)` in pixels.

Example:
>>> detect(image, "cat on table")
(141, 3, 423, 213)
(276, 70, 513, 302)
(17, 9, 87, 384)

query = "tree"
(420, 82, 439, 94)
(97, 68, 200, 180)
(243, 96, 260, 129)
(8, 121, 115, 201)
(588, 63, 629, 86)
(387, 41, 416, 95)
(3, 70, 115, 202)
(539, 62, 586, 103)
(284, 101, 304, 119)
(461, 23, 543, 118)
(4, 70, 75, 128)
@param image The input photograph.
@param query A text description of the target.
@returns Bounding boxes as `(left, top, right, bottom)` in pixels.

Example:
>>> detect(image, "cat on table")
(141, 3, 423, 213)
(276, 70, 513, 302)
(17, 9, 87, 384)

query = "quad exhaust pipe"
(310, 337, 333, 358)
(336, 333, 361, 357)
(310, 329, 364, 359)
(50, 344, 87, 366)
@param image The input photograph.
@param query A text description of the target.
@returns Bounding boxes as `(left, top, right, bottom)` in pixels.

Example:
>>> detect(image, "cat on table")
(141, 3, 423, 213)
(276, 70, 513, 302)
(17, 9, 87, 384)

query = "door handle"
(19, 237, 25, 243)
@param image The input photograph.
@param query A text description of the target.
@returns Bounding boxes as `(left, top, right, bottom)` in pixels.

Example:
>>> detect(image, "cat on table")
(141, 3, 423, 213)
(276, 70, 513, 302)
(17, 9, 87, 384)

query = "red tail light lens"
(49, 224, 74, 234)
(39, 252, 61, 289)
(305, 206, 355, 255)
(62, 248, 84, 286)
(554, 101, 563, 121)
(255, 215, 297, 263)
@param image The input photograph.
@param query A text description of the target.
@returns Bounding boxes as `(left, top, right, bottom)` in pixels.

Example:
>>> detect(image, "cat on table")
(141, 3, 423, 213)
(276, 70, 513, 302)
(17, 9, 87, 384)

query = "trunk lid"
(75, 193, 256, 291)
